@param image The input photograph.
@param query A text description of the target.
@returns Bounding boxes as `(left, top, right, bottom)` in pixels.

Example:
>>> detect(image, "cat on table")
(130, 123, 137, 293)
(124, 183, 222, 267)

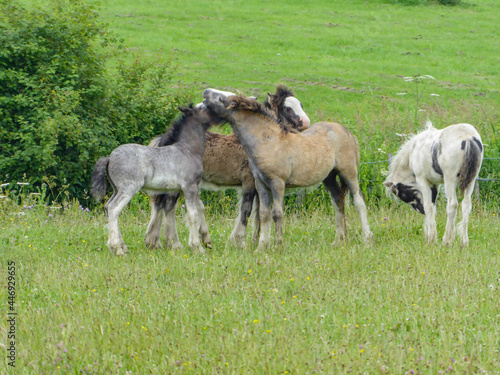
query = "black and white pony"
(383, 121, 483, 247)
(91, 104, 223, 255)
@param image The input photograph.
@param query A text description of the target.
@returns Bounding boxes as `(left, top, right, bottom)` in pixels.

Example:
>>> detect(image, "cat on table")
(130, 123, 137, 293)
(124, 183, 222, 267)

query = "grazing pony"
(145, 85, 310, 249)
(383, 121, 483, 247)
(90, 104, 223, 255)
(203, 90, 373, 250)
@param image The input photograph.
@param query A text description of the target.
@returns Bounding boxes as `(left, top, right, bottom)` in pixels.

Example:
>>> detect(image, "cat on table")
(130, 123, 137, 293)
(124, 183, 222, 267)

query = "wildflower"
(254, 320, 259, 323)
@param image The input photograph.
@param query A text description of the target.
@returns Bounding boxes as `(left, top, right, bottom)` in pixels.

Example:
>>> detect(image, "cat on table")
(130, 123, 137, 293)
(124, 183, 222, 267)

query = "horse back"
(202, 132, 253, 186)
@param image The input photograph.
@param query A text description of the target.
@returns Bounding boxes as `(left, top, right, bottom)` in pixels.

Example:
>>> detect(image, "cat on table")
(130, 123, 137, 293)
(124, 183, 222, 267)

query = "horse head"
(179, 102, 226, 128)
(202, 88, 237, 120)
(267, 84, 310, 131)
(383, 180, 425, 214)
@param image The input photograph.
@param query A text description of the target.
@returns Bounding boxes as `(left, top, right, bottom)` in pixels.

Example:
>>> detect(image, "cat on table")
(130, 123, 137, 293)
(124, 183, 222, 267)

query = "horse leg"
(197, 196, 212, 249)
(417, 179, 437, 244)
(269, 179, 286, 246)
(161, 192, 183, 249)
(442, 178, 459, 246)
(323, 171, 348, 245)
(104, 189, 137, 256)
(252, 194, 261, 245)
(144, 193, 165, 249)
(229, 180, 256, 248)
(182, 187, 204, 254)
(457, 183, 475, 247)
(255, 180, 272, 252)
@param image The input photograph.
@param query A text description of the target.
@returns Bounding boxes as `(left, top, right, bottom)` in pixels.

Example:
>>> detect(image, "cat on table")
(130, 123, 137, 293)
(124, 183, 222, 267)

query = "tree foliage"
(0, 0, 191, 203)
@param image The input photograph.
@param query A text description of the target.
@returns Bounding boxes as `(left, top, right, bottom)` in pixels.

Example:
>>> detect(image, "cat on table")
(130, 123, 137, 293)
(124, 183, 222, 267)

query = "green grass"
(4, 0, 500, 373)
(1, 197, 499, 373)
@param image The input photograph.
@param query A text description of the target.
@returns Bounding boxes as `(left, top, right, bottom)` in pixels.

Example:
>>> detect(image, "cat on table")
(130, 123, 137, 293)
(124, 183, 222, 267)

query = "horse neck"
(389, 141, 415, 182)
(230, 111, 281, 155)
(176, 119, 209, 156)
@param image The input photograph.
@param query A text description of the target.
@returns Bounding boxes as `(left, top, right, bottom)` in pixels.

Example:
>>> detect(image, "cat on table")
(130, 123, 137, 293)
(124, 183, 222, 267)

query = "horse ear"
(383, 181, 393, 188)
(178, 106, 192, 115)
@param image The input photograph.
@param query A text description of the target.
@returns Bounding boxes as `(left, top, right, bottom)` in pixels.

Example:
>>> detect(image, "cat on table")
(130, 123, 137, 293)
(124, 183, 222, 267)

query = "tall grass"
(1, 192, 499, 373)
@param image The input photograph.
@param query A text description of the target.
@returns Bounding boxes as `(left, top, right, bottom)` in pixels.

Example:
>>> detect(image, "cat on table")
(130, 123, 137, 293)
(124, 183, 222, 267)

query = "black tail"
(90, 157, 110, 201)
(459, 137, 483, 192)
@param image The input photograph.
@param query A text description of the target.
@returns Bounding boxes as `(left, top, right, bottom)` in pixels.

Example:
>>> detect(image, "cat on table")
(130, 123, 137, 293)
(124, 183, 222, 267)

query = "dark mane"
(230, 95, 295, 134)
(264, 85, 299, 133)
(157, 104, 194, 147)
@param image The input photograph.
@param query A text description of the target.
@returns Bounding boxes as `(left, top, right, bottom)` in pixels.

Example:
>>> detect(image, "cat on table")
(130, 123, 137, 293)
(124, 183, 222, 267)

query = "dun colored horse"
(384, 121, 483, 247)
(145, 85, 310, 249)
(203, 90, 373, 250)
(91, 104, 223, 255)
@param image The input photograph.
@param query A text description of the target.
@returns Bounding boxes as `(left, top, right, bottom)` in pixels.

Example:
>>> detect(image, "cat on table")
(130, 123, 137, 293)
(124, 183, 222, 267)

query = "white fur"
(384, 122, 483, 246)
(284, 96, 310, 128)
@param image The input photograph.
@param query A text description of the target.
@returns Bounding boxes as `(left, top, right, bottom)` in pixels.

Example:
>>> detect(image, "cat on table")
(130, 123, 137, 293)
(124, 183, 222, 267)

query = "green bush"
(0, 0, 191, 204)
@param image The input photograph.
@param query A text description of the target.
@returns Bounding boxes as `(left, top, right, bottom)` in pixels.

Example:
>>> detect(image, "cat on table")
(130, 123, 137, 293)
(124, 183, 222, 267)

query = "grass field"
(2, 0, 500, 373)
(1, 196, 499, 373)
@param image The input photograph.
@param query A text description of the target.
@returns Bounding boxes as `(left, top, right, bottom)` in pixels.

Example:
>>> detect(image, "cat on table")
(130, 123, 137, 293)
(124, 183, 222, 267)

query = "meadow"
(2, 0, 500, 373)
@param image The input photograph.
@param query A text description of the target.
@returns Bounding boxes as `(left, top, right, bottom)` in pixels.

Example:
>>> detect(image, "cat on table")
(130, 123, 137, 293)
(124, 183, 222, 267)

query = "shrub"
(0, 0, 191, 204)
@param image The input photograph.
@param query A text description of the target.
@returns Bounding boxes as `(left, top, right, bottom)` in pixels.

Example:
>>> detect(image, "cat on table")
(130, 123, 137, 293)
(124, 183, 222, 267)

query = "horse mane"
(389, 122, 437, 176)
(229, 95, 295, 134)
(157, 104, 195, 147)
(264, 85, 299, 132)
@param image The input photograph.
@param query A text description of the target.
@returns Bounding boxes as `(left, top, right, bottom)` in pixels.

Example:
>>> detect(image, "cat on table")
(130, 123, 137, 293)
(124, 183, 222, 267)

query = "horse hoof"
(145, 240, 162, 249)
(115, 246, 129, 256)
(205, 241, 212, 249)
(166, 241, 183, 250)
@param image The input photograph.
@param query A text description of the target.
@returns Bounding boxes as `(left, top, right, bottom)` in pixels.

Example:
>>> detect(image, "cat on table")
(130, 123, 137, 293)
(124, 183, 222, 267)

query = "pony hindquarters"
(442, 131, 483, 247)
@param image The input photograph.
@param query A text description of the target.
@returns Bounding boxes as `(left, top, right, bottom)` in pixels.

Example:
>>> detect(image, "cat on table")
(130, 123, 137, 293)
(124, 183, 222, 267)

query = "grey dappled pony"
(90, 104, 223, 255)
(145, 85, 311, 249)
(384, 121, 483, 247)
(203, 90, 373, 251)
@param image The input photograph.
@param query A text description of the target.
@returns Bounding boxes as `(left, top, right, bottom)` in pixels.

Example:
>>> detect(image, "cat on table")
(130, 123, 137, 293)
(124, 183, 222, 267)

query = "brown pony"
(203, 90, 373, 250)
(145, 86, 310, 249)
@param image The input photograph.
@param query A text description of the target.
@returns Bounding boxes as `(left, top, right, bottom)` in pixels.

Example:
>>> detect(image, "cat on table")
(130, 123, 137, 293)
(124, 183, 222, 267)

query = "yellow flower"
(254, 320, 259, 323)
(92, 289, 96, 292)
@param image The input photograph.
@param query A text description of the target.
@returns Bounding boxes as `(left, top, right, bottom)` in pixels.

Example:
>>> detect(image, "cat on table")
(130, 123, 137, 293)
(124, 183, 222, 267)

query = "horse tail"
(90, 157, 110, 202)
(148, 136, 162, 147)
(459, 137, 483, 192)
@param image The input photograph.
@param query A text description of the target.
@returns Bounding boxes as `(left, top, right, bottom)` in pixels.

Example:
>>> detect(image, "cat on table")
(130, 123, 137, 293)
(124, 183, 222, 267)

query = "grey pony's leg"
(145, 193, 165, 249)
(255, 179, 273, 252)
(229, 180, 256, 248)
(322, 171, 348, 245)
(197, 196, 212, 248)
(105, 188, 140, 256)
(182, 186, 204, 253)
(269, 179, 286, 246)
(161, 192, 183, 249)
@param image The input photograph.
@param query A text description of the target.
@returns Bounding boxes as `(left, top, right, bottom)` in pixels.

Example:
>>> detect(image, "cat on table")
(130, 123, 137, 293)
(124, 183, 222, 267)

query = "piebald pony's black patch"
(431, 186, 438, 204)
(431, 142, 443, 176)
(472, 136, 483, 152)
(396, 183, 425, 214)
